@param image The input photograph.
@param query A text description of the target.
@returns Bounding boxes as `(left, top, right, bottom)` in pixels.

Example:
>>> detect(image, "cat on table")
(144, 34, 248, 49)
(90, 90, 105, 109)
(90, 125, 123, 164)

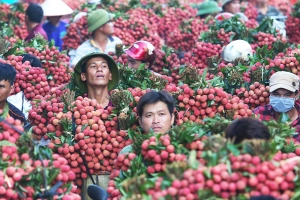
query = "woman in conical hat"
(41, 0, 73, 51)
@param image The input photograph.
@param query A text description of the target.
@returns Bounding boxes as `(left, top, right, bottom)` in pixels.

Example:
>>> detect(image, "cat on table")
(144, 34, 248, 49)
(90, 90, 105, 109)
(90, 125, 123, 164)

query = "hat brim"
(74, 52, 119, 93)
(88, 13, 115, 33)
(269, 84, 297, 93)
(42, 0, 73, 16)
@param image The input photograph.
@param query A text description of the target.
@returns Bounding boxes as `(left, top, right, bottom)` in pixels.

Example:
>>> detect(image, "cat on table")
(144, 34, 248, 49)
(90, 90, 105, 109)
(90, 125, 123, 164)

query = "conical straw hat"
(41, 0, 73, 16)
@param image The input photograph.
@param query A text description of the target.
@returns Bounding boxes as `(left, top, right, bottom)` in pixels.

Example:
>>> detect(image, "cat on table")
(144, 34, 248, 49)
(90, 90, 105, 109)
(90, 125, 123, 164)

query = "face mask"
(270, 96, 295, 113)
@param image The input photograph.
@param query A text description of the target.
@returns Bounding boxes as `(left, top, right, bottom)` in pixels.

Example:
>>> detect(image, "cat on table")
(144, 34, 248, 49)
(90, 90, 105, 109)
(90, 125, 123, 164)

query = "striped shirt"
(70, 36, 122, 67)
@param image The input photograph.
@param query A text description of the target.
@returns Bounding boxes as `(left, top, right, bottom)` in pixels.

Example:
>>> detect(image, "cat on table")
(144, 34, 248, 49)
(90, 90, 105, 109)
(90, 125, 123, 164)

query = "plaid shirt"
(253, 101, 300, 141)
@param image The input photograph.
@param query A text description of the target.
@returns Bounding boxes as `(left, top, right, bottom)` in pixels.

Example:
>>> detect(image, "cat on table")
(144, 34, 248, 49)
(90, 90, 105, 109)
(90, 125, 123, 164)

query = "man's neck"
(274, 107, 298, 121)
(87, 86, 110, 107)
(92, 32, 109, 49)
(27, 22, 40, 32)
(0, 101, 7, 111)
(50, 21, 60, 27)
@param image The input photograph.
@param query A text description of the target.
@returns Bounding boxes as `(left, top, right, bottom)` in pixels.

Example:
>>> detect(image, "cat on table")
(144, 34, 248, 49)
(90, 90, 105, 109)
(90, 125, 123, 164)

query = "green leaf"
(0, 141, 16, 147)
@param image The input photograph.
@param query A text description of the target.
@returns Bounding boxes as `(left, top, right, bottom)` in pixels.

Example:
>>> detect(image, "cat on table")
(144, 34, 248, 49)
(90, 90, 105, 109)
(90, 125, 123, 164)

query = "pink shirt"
(25, 24, 48, 42)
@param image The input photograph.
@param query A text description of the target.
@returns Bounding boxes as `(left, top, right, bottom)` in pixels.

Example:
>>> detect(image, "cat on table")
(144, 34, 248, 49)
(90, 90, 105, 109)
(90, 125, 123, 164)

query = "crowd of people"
(1, 0, 300, 198)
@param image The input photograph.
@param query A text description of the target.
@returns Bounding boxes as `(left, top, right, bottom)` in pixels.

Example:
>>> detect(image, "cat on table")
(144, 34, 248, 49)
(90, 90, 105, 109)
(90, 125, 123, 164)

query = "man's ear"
(171, 113, 175, 125)
(109, 73, 112, 81)
(81, 73, 86, 81)
(10, 85, 15, 95)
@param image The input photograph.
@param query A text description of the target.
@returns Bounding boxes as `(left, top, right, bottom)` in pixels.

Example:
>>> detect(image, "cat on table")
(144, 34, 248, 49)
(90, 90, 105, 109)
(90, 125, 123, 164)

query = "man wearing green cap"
(194, 0, 222, 18)
(74, 52, 119, 107)
(70, 9, 122, 68)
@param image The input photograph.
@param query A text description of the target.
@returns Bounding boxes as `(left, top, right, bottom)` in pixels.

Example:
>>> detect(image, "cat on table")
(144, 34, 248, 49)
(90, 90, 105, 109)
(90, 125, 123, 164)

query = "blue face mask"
(270, 96, 295, 113)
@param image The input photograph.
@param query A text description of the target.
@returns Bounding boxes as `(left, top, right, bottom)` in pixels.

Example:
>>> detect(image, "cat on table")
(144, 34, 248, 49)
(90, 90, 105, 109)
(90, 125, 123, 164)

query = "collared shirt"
(25, 24, 48, 42)
(43, 21, 67, 51)
(253, 101, 300, 140)
(0, 102, 26, 124)
(256, 6, 283, 24)
(70, 36, 123, 67)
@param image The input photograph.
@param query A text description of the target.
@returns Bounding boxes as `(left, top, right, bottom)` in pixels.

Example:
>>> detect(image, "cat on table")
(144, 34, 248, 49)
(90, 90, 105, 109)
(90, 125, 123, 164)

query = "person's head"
(269, 71, 300, 113)
(25, 3, 44, 26)
(41, 0, 73, 26)
(21, 54, 42, 68)
(137, 90, 175, 134)
(88, 9, 115, 37)
(0, 63, 16, 104)
(222, 0, 241, 14)
(225, 118, 271, 144)
(74, 53, 119, 93)
(124, 41, 156, 70)
(196, 1, 222, 18)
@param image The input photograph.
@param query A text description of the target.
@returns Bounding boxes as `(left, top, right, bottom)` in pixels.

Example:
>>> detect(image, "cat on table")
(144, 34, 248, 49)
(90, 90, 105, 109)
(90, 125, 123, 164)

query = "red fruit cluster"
(141, 135, 187, 173)
(176, 85, 252, 123)
(286, 16, 300, 44)
(229, 154, 298, 199)
(245, 19, 259, 29)
(63, 16, 90, 50)
(107, 176, 121, 200)
(114, 152, 136, 171)
(252, 32, 287, 50)
(164, 18, 209, 52)
(29, 94, 64, 140)
(114, 8, 162, 48)
(241, 2, 258, 20)
(46, 97, 132, 191)
(158, 6, 197, 42)
(22, 46, 71, 87)
(266, 55, 300, 75)
(181, 42, 222, 69)
(0, 116, 23, 143)
(236, 82, 270, 110)
(1, 56, 50, 100)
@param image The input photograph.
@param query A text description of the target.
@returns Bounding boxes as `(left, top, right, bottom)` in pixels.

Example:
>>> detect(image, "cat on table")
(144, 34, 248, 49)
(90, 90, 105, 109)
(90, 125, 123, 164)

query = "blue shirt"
(43, 21, 67, 51)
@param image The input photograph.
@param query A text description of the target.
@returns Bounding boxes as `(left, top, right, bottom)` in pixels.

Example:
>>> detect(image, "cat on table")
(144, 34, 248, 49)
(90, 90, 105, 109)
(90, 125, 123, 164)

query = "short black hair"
(0, 63, 16, 86)
(250, 196, 276, 200)
(137, 90, 175, 118)
(26, 3, 44, 23)
(22, 54, 42, 68)
(225, 118, 271, 144)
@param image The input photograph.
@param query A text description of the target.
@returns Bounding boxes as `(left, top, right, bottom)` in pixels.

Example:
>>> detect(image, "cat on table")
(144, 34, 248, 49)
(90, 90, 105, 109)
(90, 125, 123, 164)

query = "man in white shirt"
(70, 9, 122, 68)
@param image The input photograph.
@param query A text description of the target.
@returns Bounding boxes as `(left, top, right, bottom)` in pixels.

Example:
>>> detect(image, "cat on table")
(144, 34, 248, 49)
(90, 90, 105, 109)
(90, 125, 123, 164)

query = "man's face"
(0, 80, 13, 105)
(48, 16, 62, 26)
(81, 57, 112, 88)
(225, 0, 240, 14)
(99, 21, 114, 35)
(139, 101, 174, 134)
(271, 88, 297, 98)
(127, 56, 143, 70)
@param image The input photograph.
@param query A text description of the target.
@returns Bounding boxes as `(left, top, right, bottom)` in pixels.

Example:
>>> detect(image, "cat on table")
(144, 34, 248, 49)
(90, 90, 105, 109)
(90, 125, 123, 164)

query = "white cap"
(88, 0, 101, 4)
(73, 12, 87, 23)
(269, 71, 300, 92)
(222, 40, 253, 62)
(41, 0, 73, 17)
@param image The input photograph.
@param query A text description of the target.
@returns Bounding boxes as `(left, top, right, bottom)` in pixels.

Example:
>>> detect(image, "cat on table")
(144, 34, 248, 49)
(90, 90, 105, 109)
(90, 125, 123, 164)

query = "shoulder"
(7, 102, 25, 123)
(112, 36, 123, 44)
(253, 105, 270, 114)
